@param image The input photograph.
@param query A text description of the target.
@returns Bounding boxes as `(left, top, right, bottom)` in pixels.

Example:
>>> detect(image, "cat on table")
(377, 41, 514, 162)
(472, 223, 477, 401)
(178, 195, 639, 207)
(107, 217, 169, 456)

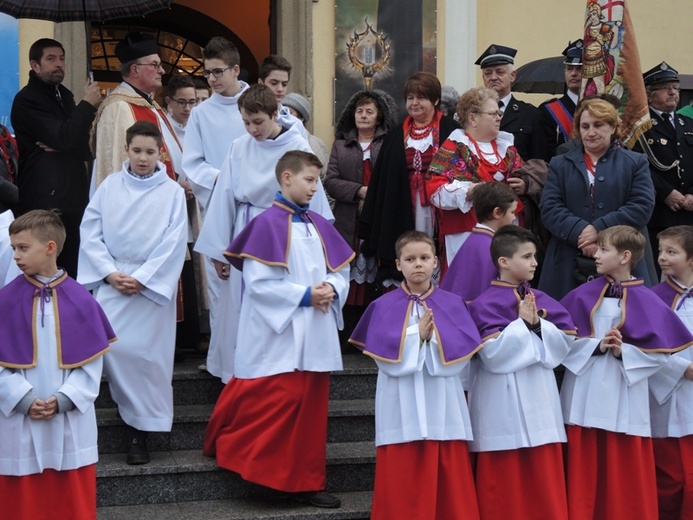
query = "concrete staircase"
(95, 354, 377, 519)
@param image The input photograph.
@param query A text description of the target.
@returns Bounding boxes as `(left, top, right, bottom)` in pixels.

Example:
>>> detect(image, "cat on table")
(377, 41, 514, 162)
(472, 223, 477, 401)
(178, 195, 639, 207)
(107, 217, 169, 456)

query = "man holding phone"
(11, 38, 101, 277)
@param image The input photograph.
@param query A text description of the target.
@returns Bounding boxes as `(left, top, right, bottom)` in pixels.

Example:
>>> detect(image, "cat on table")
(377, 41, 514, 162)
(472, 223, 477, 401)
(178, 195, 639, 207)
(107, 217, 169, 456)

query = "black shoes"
(293, 491, 341, 508)
(126, 427, 150, 465)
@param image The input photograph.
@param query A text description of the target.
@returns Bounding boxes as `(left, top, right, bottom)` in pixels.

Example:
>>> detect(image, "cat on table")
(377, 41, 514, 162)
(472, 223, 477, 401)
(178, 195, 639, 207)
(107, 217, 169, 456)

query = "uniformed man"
(633, 61, 693, 272)
(476, 44, 551, 162)
(540, 40, 583, 156)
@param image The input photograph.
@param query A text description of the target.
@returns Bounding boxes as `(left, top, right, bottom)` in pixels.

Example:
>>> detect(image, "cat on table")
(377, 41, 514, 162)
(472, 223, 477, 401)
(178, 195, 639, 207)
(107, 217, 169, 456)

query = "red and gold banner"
(580, 0, 650, 148)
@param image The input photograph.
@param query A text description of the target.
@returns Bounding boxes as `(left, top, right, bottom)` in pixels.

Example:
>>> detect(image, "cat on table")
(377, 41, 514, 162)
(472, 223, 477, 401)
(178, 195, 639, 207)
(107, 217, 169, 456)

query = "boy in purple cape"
(204, 151, 353, 509)
(0, 210, 115, 519)
(350, 230, 483, 520)
(649, 225, 693, 519)
(441, 181, 518, 301)
(468, 225, 575, 520)
(560, 226, 693, 520)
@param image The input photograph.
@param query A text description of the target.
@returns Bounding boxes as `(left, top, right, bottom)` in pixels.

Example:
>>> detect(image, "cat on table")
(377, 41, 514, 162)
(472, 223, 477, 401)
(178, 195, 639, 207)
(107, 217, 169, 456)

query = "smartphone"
(88, 71, 94, 83)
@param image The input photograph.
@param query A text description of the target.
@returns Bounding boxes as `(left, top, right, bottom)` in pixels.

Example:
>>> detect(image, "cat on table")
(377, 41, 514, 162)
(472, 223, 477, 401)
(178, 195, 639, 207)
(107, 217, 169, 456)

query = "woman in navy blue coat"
(538, 98, 655, 300)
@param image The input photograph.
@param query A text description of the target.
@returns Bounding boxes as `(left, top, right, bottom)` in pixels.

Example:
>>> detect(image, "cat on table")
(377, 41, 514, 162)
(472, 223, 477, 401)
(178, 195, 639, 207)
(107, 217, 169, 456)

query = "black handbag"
(573, 254, 598, 284)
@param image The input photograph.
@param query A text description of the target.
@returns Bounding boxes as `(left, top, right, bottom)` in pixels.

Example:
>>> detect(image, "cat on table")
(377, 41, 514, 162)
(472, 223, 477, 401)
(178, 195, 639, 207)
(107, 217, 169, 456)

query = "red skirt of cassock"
(653, 435, 693, 520)
(564, 425, 657, 520)
(0, 464, 96, 520)
(474, 443, 568, 520)
(203, 370, 329, 492)
(371, 440, 480, 520)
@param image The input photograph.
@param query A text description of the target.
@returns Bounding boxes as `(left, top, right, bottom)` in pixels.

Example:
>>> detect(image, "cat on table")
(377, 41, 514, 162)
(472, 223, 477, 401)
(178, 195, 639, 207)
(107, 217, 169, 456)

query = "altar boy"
(350, 230, 483, 520)
(204, 151, 352, 509)
(0, 210, 115, 519)
(560, 226, 693, 520)
(468, 225, 575, 520)
(78, 121, 188, 465)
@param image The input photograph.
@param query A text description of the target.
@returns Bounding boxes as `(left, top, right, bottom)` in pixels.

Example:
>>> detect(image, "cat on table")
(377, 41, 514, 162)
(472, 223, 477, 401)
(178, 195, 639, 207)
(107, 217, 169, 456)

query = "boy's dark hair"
(472, 182, 518, 222)
(29, 38, 64, 63)
(395, 230, 436, 259)
(202, 36, 240, 68)
(238, 83, 278, 117)
(598, 225, 645, 269)
(126, 121, 163, 149)
(9, 209, 66, 254)
(658, 226, 693, 258)
(491, 225, 539, 269)
(275, 150, 323, 183)
(258, 55, 292, 81)
(165, 74, 196, 98)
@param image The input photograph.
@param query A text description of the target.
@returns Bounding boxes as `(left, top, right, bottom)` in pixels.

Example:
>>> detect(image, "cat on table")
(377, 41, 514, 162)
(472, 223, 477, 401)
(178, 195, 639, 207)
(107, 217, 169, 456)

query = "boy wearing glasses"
(91, 32, 183, 189)
(165, 75, 197, 141)
(181, 37, 250, 376)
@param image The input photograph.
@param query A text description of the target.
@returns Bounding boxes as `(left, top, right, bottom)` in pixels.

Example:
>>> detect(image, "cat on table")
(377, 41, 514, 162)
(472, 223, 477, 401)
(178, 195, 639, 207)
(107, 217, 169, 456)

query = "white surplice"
(234, 220, 348, 379)
(0, 286, 103, 476)
(468, 317, 572, 452)
(649, 286, 693, 438)
(182, 85, 249, 212)
(374, 304, 473, 447)
(0, 209, 20, 288)
(78, 162, 187, 431)
(561, 298, 669, 437)
(193, 122, 333, 383)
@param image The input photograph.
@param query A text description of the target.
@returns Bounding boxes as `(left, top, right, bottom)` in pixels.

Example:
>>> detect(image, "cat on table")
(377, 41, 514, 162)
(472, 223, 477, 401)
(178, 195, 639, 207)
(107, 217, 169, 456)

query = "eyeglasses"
(477, 110, 503, 118)
(170, 98, 198, 108)
(202, 67, 230, 78)
(651, 85, 680, 92)
(135, 62, 163, 70)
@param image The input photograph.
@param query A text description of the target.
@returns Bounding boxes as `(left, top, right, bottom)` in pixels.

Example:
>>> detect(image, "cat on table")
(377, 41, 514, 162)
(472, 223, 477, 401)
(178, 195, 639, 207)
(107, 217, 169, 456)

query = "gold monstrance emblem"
(346, 18, 392, 90)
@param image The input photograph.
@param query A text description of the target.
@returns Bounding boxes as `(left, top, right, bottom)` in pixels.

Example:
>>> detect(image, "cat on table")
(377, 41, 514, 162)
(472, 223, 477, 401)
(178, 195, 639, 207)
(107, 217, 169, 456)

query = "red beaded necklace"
(468, 135, 504, 169)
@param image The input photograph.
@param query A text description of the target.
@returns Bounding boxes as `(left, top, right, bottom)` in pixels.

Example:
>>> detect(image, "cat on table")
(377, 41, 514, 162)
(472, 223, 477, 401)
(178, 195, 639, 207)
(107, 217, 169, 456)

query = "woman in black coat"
(538, 98, 655, 300)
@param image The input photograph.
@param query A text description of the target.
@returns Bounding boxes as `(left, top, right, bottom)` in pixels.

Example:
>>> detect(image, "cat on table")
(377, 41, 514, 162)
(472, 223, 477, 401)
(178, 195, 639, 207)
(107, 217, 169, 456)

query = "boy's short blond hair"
(598, 226, 645, 269)
(657, 226, 693, 258)
(9, 209, 66, 254)
(275, 150, 323, 184)
(394, 230, 436, 259)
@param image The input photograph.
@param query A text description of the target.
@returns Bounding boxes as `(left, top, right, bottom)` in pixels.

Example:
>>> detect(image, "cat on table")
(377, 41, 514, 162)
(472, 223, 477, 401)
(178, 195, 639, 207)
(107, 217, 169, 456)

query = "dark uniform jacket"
(501, 95, 551, 162)
(632, 109, 693, 229)
(11, 71, 96, 215)
(540, 93, 577, 157)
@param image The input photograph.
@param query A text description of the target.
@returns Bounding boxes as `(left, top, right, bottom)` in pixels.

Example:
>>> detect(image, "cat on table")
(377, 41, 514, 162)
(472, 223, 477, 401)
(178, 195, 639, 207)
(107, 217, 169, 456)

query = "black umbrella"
(512, 56, 566, 95)
(0, 0, 172, 69)
(0, 0, 171, 22)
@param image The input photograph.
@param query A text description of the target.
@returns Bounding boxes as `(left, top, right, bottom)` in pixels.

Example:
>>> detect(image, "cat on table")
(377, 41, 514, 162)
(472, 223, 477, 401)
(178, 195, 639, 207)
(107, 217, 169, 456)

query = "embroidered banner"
(580, 0, 651, 148)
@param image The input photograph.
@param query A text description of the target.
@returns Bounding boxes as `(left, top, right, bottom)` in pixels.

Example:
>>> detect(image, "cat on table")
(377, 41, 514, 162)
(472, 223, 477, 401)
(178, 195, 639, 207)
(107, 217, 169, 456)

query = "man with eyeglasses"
(11, 38, 102, 278)
(476, 44, 551, 164)
(165, 75, 197, 141)
(90, 31, 183, 190)
(634, 62, 693, 272)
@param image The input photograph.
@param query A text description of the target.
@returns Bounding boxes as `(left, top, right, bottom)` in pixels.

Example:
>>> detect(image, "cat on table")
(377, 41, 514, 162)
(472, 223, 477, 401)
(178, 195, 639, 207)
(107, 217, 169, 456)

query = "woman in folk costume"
(359, 72, 459, 287)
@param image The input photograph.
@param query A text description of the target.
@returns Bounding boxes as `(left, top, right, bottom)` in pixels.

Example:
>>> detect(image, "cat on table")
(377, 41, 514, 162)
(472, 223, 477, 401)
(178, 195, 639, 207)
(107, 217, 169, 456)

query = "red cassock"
(565, 425, 658, 520)
(0, 464, 96, 520)
(653, 436, 693, 520)
(203, 371, 329, 492)
(474, 443, 568, 520)
(371, 440, 480, 520)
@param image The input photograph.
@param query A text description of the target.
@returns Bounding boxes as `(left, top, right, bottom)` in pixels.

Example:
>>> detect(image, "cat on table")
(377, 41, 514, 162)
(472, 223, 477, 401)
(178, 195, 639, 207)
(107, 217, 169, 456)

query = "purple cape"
(441, 226, 497, 302)
(651, 277, 687, 310)
(224, 201, 354, 272)
(0, 273, 116, 368)
(349, 285, 483, 364)
(470, 280, 576, 340)
(560, 275, 693, 353)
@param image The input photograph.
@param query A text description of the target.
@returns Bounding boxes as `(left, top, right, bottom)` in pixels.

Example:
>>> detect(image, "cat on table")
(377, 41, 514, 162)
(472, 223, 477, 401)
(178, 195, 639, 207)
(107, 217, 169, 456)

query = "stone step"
(97, 491, 373, 519)
(96, 399, 375, 453)
(96, 443, 375, 507)
(96, 354, 377, 409)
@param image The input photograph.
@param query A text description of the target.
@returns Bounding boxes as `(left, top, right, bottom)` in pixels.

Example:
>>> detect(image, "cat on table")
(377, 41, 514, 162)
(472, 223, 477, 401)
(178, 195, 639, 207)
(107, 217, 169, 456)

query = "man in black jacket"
(633, 62, 693, 275)
(11, 38, 102, 276)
